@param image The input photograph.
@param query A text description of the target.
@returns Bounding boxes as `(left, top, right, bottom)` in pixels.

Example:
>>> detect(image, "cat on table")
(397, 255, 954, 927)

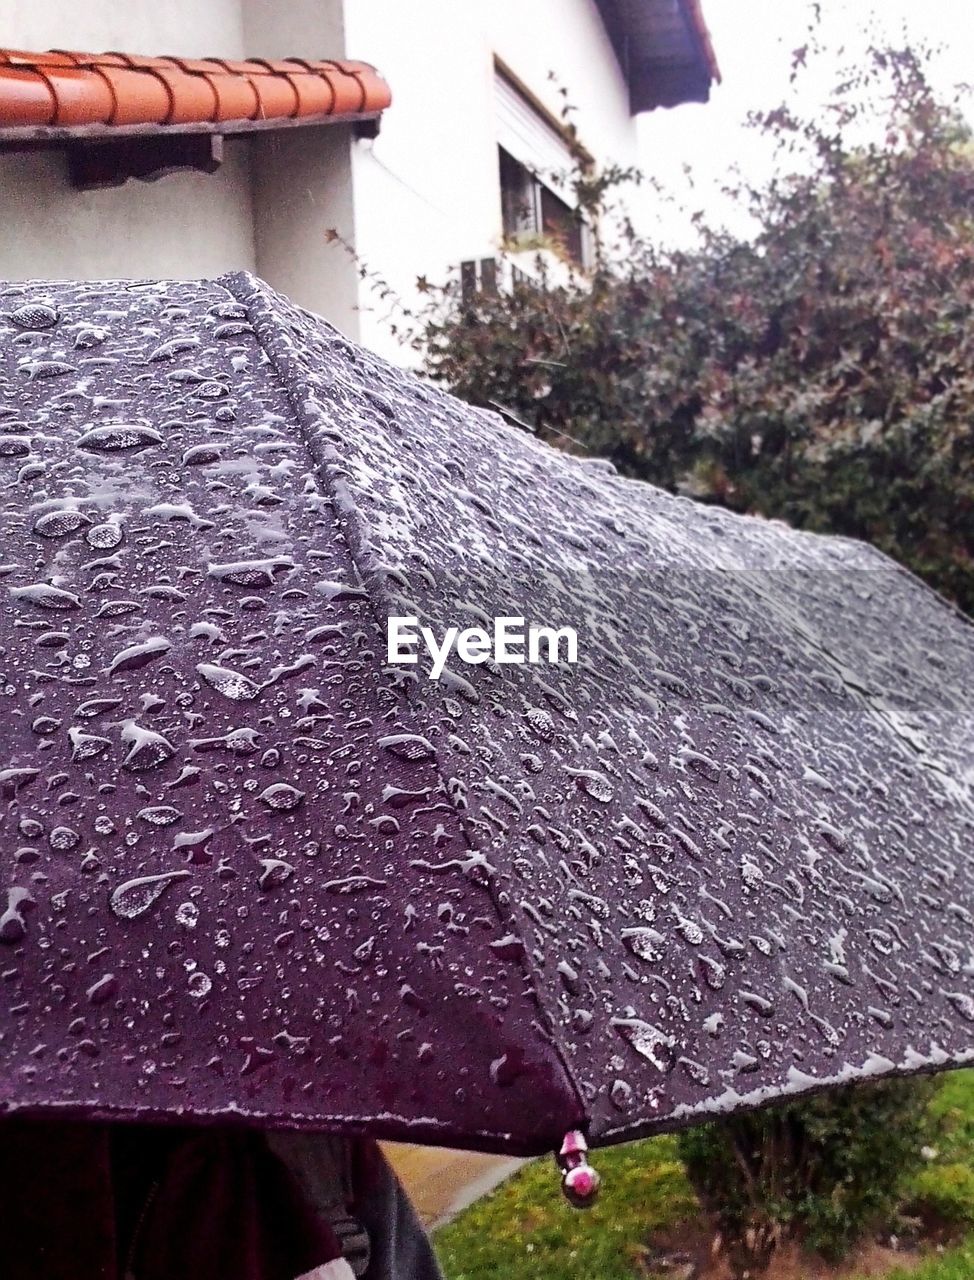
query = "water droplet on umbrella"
(77, 424, 163, 453)
(622, 927, 666, 963)
(87, 523, 123, 549)
(568, 768, 614, 803)
(197, 662, 262, 701)
(9, 302, 58, 329)
(86, 974, 118, 1005)
(10, 582, 81, 612)
(120, 720, 176, 772)
(379, 732, 436, 763)
(68, 727, 111, 762)
(110, 870, 191, 920)
(137, 805, 182, 827)
(611, 1017, 676, 1071)
(108, 636, 171, 677)
(33, 509, 89, 539)
(257, 783, 306, 812)
(207, 557, 294, 587)
(23, 360, 76, 380)
(0, 887, 34, 943)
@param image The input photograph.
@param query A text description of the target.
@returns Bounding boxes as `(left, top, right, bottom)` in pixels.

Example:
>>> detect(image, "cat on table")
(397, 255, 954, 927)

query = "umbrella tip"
(556, 1129, 601, 1208)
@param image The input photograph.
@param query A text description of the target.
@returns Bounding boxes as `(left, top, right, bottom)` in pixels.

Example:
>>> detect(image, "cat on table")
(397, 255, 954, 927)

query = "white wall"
(0, 0, 358, 324)
(342, 0, 637, 364)
(0, 0, 258, 285)
(0, 142, 257, 283)
(488, 0, 634, 172)
(249, 125, 360, 339)
(0, 0, 247, 57)
(240, 0, 361, 337)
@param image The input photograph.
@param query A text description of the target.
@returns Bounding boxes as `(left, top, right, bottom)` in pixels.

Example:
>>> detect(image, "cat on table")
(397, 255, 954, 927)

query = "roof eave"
(594, 0, 720, 116)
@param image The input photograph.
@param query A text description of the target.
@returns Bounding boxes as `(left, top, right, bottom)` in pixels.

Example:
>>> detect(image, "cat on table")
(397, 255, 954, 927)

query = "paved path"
(381, 1143, 527, 1229)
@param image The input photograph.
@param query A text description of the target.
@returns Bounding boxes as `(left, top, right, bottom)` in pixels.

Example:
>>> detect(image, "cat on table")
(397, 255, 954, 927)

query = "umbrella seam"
(217, 269, 589, 1147)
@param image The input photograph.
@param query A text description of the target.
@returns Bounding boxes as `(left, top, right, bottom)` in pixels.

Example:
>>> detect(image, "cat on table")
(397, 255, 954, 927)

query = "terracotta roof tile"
(0, 67, 55, 126)
(42, 67, 115, 127)
(0, 46, 390, 132)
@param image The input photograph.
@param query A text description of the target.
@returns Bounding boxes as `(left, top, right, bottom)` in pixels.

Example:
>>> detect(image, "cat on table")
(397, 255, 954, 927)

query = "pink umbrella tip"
(557, 1130, 601, 1208)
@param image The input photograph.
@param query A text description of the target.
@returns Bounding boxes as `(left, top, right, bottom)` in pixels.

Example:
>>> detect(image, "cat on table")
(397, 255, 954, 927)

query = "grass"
(880, 1240, 974, 1280)
(434, 1133, 696, 1280)
(435, 1071, 974, 1280)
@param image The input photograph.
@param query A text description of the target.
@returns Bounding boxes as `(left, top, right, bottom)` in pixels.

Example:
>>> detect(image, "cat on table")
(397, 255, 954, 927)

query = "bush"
(413, 44, 974, 614)
(677, 1078, 938, 1276)
(909, 1164, 974, 1232)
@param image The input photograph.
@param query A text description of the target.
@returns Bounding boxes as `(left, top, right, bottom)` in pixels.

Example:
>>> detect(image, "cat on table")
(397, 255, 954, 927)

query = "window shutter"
(495, 72, 573, 191)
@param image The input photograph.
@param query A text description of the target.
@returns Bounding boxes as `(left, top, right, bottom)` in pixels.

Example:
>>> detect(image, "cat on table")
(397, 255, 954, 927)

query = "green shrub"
(412, 44, 974, 615)
(677, 1078, 938, 1277)
(909, 1163, 974, 1231)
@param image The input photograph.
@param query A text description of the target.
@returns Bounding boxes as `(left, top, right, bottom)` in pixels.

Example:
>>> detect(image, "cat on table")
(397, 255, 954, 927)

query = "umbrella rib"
(219, 270, 589, 1149)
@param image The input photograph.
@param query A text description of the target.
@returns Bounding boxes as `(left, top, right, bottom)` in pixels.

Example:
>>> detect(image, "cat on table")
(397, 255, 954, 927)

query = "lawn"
(435, 1072, 974, 1280)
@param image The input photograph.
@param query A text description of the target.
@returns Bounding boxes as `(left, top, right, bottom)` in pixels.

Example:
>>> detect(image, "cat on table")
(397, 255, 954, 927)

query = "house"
(0, 1, 717, 363)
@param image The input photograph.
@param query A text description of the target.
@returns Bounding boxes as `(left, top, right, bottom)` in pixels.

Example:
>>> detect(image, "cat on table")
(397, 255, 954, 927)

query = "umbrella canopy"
(2, 274, 973, 1162)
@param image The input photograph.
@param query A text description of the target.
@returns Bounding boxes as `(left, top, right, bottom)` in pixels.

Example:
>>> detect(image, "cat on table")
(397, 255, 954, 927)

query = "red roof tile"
(0, 46, 390, 132)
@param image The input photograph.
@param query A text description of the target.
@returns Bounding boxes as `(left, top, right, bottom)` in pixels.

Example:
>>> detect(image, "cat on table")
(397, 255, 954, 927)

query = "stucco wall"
(342, 0, 637, 364)
(0, 0, 257, 286)
(0, 0, 357, 325)
(0, 0, 247, 57)
(241, 0, 361, 337)
(0, 142, 258, 283)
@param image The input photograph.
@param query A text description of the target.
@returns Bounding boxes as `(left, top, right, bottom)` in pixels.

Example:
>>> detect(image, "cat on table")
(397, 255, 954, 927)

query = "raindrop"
(379, 732, 436, 763)
(568, 768, 614, 803)
(259, 858, 295, 889)
(9, 302, 58, 329)
(611, 1017, 676, 1071)
(138, 805, 182, 826)
(86, 974, 118, 1005)
(207, 557, 294, 587)
(10, 582, 81, 612)
(76, 424, 163, 453)
(182, 443, 225, 466)
(68, 727, 111, 762)
(33, 509, 89, 539)
(610, 1079, 633, 1111)
(120, 720, 176, 772)
(0, 887, 34, 944)
(197, 662, 262, 701)
(257, 783, 306, 812)
(86, 523, 123, 550)
(110, 870, 191, 920)
(108, 636, 171, 677)
(622, 927, 666, 963)
(23, 360, 76, 381)
(74, 326, 107, 349)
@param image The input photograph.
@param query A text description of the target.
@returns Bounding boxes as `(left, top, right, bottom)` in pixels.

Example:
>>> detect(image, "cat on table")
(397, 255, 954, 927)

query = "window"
(494, 68, 590, 269)
(498, 148, 587, 267)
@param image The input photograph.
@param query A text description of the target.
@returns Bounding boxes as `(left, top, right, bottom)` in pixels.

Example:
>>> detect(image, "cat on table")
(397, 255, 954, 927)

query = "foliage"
(677, 1078, 938, 1275)
(435, 1072, 974, 1280)
(413, 44, 974, 612)
(904, 1070, 974, 1232)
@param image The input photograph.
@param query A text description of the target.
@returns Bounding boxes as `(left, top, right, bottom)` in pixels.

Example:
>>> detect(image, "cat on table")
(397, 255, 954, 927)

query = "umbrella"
(2, 274, 973, 1194)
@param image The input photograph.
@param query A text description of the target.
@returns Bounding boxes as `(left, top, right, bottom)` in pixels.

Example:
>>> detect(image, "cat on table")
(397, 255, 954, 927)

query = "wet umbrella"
(2, 275, 974, 1195)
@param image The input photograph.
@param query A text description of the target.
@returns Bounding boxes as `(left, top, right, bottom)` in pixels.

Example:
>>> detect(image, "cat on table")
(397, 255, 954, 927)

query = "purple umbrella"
(2, 275, 973, 1193)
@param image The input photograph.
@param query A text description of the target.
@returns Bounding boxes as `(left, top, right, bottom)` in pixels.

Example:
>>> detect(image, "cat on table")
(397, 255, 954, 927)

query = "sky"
(635, 0, 974, 245)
